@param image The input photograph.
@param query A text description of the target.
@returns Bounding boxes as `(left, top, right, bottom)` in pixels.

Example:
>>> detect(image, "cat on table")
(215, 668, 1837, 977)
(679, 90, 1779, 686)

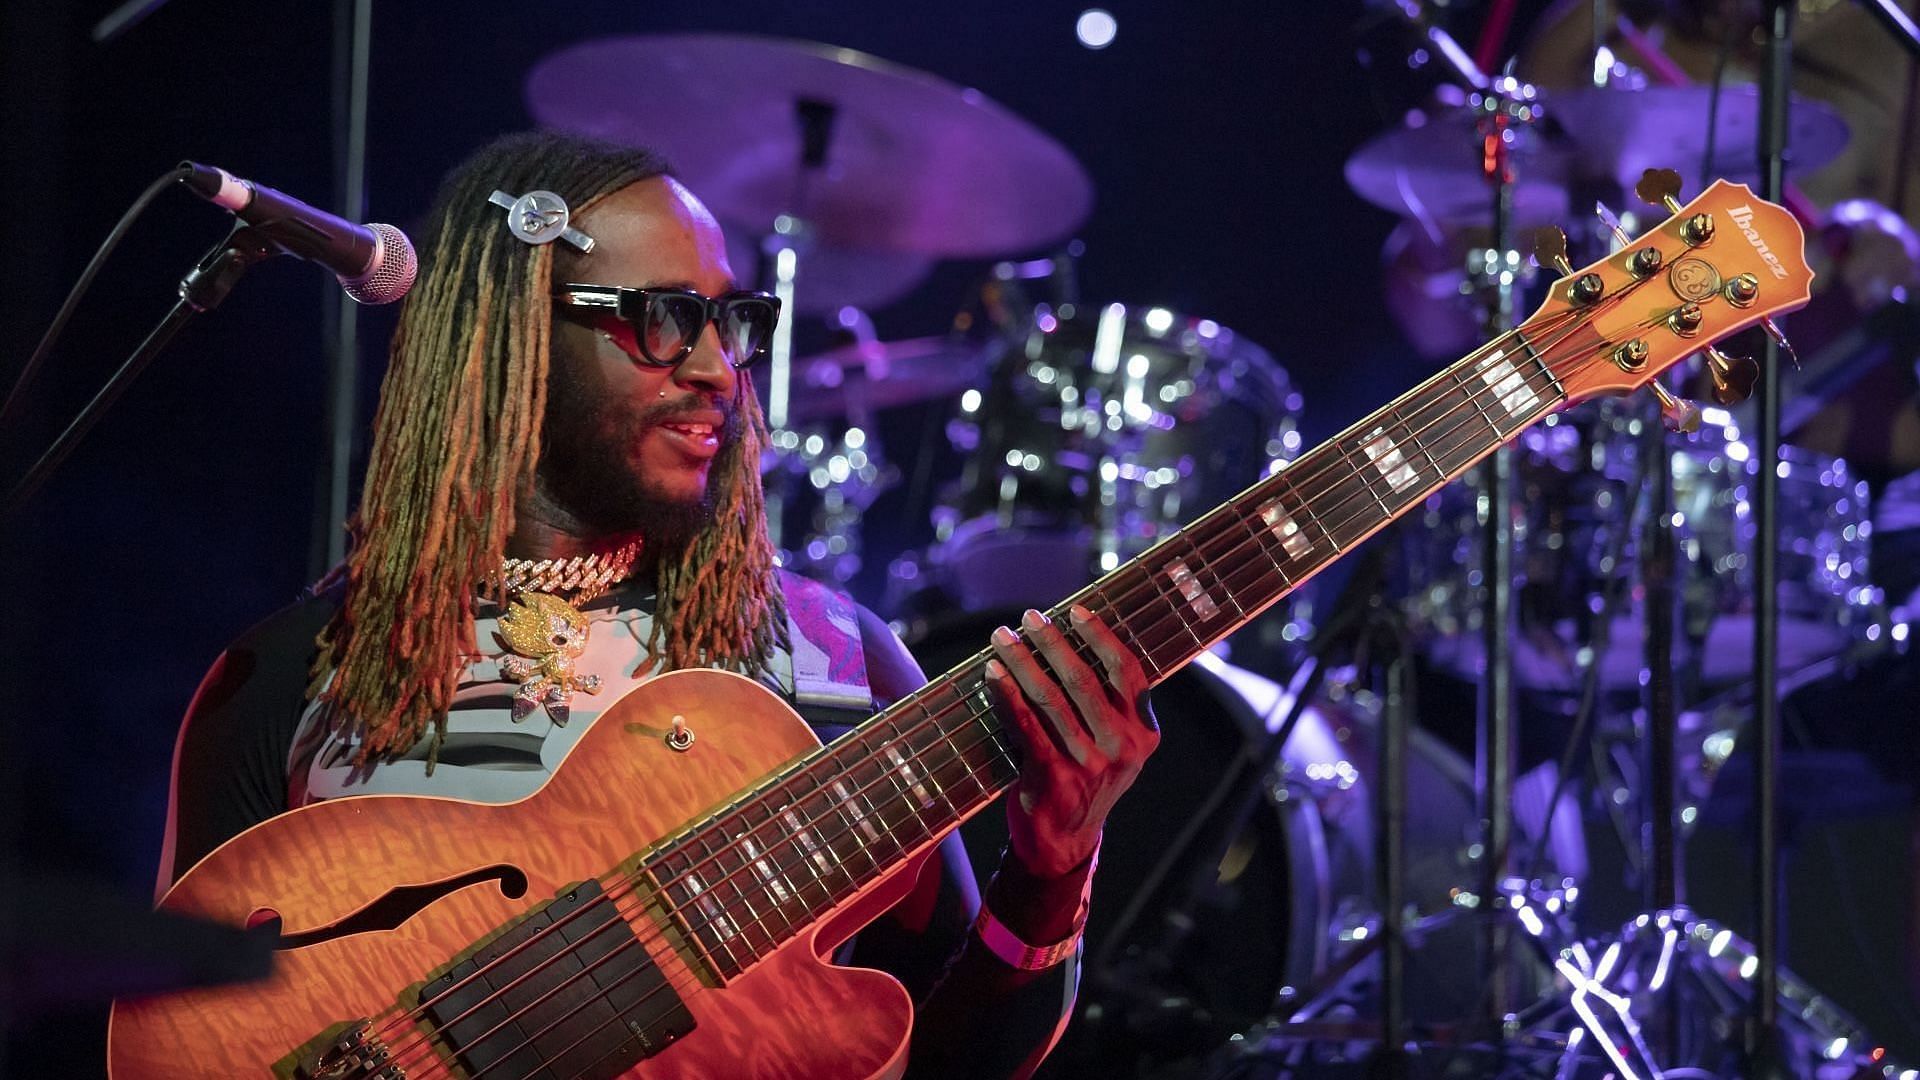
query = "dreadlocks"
(312, 130, 787, 766)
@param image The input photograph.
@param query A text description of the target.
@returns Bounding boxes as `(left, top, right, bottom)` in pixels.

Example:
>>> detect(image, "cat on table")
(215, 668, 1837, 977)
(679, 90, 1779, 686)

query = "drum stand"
(1086, 547, 1394, 1045)
(755, 97, 892, 584)
(1203, 17, 1563, 1075)
(754, 101, 822, 557)
(1188, 551, 1428, 1079)
(1471, 74, 1527, 1051)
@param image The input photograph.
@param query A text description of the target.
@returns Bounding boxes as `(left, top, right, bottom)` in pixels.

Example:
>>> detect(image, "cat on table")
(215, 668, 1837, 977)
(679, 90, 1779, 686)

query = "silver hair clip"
(488, 189, 596, 254)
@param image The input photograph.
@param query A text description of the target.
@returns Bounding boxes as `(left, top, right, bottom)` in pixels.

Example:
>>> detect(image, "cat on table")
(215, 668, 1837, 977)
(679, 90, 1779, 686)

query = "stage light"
(1076, 9, 1117, 49)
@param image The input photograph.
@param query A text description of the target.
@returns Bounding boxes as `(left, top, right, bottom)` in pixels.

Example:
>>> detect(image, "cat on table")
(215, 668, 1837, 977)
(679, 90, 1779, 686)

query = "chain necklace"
(485, 540, 642, 724)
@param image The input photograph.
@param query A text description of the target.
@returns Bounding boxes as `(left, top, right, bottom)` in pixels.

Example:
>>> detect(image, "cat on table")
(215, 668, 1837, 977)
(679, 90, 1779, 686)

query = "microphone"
(178, 161, 416, 304)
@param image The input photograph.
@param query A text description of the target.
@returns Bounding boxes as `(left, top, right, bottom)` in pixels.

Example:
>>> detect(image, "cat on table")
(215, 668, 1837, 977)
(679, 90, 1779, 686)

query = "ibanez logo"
(1728, 205, 1792, 279)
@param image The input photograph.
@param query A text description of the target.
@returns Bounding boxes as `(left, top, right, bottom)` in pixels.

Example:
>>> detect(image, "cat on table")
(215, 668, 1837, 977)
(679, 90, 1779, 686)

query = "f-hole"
(254, 864, 529, 950)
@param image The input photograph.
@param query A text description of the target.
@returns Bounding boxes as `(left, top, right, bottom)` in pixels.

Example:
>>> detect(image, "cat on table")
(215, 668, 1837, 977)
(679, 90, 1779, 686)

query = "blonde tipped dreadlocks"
(311, 131, 787, 766)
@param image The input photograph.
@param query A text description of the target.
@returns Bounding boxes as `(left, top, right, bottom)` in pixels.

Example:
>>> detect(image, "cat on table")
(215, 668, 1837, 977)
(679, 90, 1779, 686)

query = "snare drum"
(1406, 401, 1878, 689)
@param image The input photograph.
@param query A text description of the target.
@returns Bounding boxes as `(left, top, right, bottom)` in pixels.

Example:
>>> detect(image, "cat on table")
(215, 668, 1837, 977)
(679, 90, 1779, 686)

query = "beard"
(534, 367, 741, 554)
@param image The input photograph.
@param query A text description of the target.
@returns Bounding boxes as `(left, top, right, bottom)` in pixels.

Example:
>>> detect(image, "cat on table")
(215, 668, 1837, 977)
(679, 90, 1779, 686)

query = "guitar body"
(108, 670, 926, 1079)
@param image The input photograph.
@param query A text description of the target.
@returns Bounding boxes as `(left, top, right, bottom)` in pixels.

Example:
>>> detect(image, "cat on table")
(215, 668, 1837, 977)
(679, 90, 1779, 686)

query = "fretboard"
(644, 326, 1569, 980)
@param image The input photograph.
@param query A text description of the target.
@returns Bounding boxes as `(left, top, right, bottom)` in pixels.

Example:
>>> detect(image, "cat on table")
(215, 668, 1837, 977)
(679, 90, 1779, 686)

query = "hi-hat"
(526, 34, 1094, 259)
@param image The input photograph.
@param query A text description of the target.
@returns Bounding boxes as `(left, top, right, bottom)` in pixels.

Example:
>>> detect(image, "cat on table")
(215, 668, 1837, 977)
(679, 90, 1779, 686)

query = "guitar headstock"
(1519, 172, 1814, 425)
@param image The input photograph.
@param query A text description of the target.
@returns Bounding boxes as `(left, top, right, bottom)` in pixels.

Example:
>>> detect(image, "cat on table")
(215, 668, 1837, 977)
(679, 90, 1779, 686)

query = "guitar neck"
(642, 321, 1573, 979)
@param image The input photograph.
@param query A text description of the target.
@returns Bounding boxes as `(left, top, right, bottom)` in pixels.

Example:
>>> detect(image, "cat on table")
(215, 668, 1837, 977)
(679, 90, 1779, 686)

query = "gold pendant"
(495, 591, 603, 724)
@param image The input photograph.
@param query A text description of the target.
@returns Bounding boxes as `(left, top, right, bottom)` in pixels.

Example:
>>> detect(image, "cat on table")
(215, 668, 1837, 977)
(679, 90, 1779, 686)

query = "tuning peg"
(1762, 318, 1801, 370)
(1594, 201, 1633, 247)
(1527, 226, 1603, 303)
(1704, 347, 1758, 405)
(1635, 168, 1686, 214)
(1529, 226, 1574, 274)
(1635, 168, 1713, 245)
(1649, 380, 1702, 434)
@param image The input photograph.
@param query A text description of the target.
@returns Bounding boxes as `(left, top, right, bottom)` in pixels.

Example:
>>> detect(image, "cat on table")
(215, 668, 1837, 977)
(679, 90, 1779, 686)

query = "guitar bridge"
(294, 1020, 405, 1079)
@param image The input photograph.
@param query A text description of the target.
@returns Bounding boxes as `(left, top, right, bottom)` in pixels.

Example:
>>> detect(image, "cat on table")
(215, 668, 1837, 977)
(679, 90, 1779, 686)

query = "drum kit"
(527, 28, 1912, 1079)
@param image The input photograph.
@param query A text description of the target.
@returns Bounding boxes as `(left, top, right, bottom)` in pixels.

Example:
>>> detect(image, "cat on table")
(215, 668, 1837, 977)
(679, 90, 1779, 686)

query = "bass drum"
(906, 613, 1528, 1076)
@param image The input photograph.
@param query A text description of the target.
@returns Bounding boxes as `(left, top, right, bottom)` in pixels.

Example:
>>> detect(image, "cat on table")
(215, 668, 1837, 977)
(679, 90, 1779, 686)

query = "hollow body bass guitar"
(108, 178, 1810, 1078)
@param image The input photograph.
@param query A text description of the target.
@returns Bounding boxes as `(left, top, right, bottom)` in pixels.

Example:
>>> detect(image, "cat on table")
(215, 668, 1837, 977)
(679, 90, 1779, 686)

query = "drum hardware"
(1325, 7, 1919, 1075)
(1529, 909, 1918, 1078)
(1462, 62, 1540, 1047)
(1089, 548, 1390, 1027)
(1169, 544, 1557, 1079)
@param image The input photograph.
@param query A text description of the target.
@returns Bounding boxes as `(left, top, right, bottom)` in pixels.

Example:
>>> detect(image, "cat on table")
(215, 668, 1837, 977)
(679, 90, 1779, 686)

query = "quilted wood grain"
(108, 669, 931, 1079)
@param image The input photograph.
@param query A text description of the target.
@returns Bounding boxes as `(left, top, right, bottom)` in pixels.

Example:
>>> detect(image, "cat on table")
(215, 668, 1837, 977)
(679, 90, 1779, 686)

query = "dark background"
(3, 1, 1916, 1076)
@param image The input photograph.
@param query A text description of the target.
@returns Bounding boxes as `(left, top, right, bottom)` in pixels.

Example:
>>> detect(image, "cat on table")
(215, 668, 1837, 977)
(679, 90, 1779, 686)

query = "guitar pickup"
(418, 880, 694, 1079)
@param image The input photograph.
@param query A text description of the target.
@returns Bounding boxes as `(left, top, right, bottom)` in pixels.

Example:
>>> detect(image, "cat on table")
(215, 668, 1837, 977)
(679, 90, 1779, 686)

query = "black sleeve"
(155, 591, 338, 894)
(895, 837, 1090, 1080)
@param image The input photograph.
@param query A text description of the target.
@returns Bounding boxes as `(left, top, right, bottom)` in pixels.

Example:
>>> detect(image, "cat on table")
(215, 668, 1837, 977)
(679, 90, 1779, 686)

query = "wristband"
(972, 839, 1099, 970)
(972, 904, 1083, 970)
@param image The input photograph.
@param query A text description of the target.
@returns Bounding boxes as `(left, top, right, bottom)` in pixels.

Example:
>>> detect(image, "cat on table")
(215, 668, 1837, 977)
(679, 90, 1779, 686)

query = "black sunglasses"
(553, 283, 782, 369)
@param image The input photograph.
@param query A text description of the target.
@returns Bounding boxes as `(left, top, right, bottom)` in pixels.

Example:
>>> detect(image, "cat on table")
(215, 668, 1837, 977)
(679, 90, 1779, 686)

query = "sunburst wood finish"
(109, 671, 928, 1079)
(110, 180, 1814, 1078)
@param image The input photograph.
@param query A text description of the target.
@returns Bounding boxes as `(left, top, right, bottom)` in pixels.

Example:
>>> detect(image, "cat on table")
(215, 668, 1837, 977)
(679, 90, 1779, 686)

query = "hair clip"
(488, 189, 596, 254)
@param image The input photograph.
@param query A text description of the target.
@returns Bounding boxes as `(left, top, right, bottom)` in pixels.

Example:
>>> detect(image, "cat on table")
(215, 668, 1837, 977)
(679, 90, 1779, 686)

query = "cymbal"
(1345, 106, 1573, 225)
(1551, 85, 1849, 193)
(775, 336, 987, 423)
(526, 34, 1093, 258)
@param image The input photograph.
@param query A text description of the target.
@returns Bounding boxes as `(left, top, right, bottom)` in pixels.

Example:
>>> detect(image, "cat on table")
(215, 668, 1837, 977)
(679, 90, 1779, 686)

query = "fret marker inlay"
(884, 745, 936, 809)
(1477, 348, 1540, 418)
(684, 873, 737, 940)
(1258, 500, 1313, 559)
(740, 836, 790, 903)
(1165, 560, 1221, 621)
(833, 780, 882, 842)
(1362, 428, 1420, 493)
(783, 808, 835, 875)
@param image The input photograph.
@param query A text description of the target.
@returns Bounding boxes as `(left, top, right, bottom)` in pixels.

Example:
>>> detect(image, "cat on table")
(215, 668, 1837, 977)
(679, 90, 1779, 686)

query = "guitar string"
(523, 272, 1755, 1080)
(370, 293, 1673, 1078)
(358, 300, 1663, 1074)
(385, 361, 1666, 1076)
(377, 707, 1019, 1079)
(362, 296, 1652, 1070)
(360, 307, 1576, 1065)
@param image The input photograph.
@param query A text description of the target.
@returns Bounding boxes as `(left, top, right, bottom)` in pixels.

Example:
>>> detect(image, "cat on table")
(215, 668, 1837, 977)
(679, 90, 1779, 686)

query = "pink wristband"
(973, 905, 1083, 970)
(972, 839, 1098, 970)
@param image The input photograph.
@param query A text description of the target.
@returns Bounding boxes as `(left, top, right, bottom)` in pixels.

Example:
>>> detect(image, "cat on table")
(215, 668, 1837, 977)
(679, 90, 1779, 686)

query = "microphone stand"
(1, 225, 277, 522)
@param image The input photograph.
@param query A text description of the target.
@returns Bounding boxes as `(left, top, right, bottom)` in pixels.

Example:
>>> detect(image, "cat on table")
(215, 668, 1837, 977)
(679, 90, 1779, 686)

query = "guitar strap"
(772, 570, 875, 731)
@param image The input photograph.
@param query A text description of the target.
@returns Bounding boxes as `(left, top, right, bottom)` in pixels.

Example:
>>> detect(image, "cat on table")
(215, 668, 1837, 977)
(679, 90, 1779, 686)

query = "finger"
(1069, 605, 1156, 732)
(991, 623, 1097, 764)
(984, 656, 1072, 769)
(1019, 608, 1126, 757)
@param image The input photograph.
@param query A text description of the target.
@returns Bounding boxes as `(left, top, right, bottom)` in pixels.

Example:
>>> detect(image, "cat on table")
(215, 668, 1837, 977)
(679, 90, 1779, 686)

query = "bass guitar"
(108, 174, 1810, 1079)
